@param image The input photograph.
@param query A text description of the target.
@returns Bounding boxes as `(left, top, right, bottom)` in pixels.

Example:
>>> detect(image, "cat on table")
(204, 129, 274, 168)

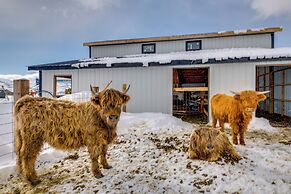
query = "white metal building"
(28, 27, 291, 119)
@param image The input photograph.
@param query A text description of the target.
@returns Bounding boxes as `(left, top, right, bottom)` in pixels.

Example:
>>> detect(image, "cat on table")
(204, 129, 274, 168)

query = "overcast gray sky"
(0, 0, 291, 74)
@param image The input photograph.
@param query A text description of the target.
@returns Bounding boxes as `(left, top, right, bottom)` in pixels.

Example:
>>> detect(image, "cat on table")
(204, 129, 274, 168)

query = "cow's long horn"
(230, 91, 240, 95)
(103, 80, 112, 91)
(124, 85, 130, 94)
(90, 84, 95, 95)
(256, 91, 270, 95)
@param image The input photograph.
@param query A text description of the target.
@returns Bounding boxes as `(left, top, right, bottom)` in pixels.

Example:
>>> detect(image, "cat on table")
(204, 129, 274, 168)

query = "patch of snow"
(234, 29, 248, 34)
(248, 117, 277, 132)
(0, 148, 67, 182)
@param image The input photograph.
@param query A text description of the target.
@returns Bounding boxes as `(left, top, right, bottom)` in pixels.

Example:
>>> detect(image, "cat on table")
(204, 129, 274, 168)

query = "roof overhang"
(83, 27, 282, 47)
(28, 48, 291, 71)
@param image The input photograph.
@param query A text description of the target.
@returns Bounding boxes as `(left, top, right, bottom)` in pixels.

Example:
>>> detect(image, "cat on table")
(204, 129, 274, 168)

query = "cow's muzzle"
(108, 115, 119, 122)
(246, 108, 255, 112)
(207, 144, 214, 151)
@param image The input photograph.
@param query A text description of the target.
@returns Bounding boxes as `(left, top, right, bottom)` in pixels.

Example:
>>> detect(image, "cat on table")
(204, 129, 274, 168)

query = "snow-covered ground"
(0, 109, 290, 193)
(0, 92, 290, 193)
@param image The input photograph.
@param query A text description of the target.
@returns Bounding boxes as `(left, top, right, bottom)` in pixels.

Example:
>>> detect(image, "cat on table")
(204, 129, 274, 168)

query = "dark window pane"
(285, 102, 291, 116)
(274, 99, 282, 114)
(142, 44, 155, 54)
(274, 71, 282, 85)
(186, 41, 201, 51)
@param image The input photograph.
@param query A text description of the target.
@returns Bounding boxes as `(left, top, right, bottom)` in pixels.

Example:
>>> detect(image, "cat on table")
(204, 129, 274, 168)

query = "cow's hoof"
(29, 179, 41, 186)
(94, 173, 104, 179)
(103, 165, 112, 169)
(232, 154, 242, 162)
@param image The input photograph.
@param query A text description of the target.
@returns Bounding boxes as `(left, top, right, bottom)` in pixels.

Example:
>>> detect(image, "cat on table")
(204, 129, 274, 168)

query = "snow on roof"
(72, 47, 291, 68)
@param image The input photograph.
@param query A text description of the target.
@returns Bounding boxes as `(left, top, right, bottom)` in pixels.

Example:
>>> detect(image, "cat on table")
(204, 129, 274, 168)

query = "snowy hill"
(0, 72, 39, 92)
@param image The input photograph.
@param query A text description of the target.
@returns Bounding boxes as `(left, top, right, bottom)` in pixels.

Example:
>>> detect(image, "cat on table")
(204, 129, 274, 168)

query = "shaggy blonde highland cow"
(211, 90, 269, 145)
(188, 128, 241, 162)
(13, 83, 130, 185)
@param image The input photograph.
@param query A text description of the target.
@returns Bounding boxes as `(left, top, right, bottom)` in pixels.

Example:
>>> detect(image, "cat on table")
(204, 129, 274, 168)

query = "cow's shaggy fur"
(211, 90, 267, 145)
(188, 127, 241, 162)
(14, 89, 130, 185)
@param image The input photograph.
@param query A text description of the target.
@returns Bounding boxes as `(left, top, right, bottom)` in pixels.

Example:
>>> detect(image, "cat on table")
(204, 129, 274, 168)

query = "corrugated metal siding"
(42, 67, 173, 113)
(202, 34, 271, 49)
(209, 63, 256, 120)
(91, 34, 271, 58)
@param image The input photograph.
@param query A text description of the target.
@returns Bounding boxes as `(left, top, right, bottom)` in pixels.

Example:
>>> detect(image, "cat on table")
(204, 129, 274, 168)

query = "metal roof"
(83, 27, 282, 47)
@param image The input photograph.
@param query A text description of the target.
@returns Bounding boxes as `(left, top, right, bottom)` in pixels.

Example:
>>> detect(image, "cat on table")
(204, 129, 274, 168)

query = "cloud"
(249, 0, 291, 18)
(73, 0, 119, 10)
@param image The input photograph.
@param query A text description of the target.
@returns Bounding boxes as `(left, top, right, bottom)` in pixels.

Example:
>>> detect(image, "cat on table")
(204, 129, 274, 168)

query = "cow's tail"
(210, 95, 217, 128)
(13, 106, 23, 174)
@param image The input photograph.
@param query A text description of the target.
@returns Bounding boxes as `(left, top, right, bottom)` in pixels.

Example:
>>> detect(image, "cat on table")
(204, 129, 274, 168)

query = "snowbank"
(248, 117, 277, 132)
(223, 116, 277, 133)
(118, 112, 193, 135)
(59, 91, 91, 102)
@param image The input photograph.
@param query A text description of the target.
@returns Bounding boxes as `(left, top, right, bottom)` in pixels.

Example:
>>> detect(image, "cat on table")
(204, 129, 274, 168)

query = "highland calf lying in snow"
(188, 128, 241, 162)
(211, 90, 268, 145)
(14, 85, 130, 185)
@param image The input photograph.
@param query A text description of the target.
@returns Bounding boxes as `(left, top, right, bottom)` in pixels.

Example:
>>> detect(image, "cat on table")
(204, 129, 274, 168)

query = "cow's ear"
(234, 94, 240, 100)
(190, 131, 199, 148)
(91, 94, 100, 106)
(257, 94, 267, 101)
(122, 94, 130, 104)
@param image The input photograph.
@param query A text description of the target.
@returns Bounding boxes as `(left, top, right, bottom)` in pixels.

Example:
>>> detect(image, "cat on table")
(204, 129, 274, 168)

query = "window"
(186, 40, 202, 51)
(142, 43, 156, 54)
(53, 75, 72, 97)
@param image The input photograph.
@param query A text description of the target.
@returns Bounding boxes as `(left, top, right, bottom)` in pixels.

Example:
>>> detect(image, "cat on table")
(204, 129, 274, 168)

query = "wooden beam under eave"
(173, 87, 208, 92)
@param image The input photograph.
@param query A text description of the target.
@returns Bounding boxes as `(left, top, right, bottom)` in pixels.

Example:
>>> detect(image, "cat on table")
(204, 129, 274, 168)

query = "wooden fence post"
(122, 84, 127, 112)
(13, 79, 29, 103)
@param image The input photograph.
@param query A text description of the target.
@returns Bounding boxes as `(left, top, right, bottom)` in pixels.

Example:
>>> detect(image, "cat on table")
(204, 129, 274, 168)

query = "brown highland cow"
(13, 83, 130, 185)
(211, 90, 269, 145)
(188, 128, 241, 162)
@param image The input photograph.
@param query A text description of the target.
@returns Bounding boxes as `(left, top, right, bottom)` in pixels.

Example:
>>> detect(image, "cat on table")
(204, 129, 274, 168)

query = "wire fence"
(0, 100, 14, 166)
(0, 102, 55, 166)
